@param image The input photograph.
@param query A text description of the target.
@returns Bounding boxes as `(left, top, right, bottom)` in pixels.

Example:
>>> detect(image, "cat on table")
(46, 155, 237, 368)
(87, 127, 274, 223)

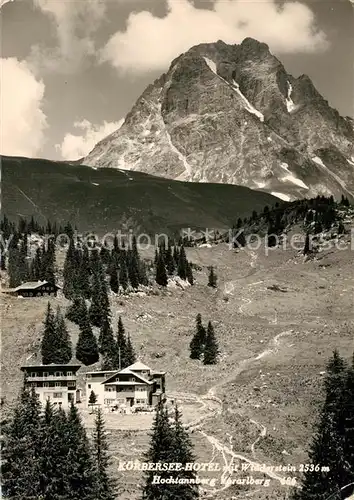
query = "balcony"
(26, 375, 77, 381)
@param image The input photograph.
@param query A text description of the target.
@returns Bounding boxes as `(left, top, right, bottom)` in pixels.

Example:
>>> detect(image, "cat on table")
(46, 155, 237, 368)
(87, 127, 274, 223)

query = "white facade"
(85, 362, 166, 409)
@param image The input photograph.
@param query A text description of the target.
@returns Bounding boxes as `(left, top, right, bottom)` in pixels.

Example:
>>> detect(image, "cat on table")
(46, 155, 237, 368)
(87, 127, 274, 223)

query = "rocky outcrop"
(82, 38, 354, 201)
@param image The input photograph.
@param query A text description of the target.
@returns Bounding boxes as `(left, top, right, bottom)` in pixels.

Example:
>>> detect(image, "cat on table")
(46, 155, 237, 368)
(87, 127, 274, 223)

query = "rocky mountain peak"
(82, 38, 354, 202)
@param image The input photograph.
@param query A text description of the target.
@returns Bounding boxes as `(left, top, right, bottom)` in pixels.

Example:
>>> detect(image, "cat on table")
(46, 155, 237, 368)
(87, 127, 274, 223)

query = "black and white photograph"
(1, 0, 354, 499)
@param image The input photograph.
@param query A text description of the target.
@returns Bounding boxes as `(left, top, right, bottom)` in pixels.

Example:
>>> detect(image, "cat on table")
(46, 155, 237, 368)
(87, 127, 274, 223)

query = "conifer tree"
(115, 316, 127, 369)
(92, 408, 116, 500)
(186, 261, 194, 285)
(66, 295, 87, 325)
(189, 314, 206, 360)
(208, 266, 217, 288)
(98, 317, 116, 357)
(41, 302, 57, 364)
(63, 238, 76, 299)
(125, 334, 136, 367)
(89, 267, 110, 328)
(303, 232, 311, 255)
(155, 250, 168, 287)
(170, 405, 199, 499)
(177, 246, 188, 280)
(89, 390, 98, 411)
(76, 308, 99, 366)
(2, 386, 42, 498)
(8, 246, 22, 288)
(142, 401, 174, 500)
(109, 259, 119, 293)
(54, 306, 72, 364)
(203, 321, 219, 365)
(293, 351, 349, 500)
(66, 402, 96, 500)
(127, 248, 140, 289)
(165, 243, 175, 275)
(119, 258, 129, 291)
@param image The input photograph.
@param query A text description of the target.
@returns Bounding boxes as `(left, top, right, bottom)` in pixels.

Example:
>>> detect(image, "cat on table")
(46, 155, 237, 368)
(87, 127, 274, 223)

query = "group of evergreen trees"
(42, 300, 136, 368)
(155, 243, 194, 287)
(293, 350, 354, 500)
(189, 314, 219, 365)
(41, 303, 72, 364)
(142, 401, 199, 500)
(2, 386, 115, 500)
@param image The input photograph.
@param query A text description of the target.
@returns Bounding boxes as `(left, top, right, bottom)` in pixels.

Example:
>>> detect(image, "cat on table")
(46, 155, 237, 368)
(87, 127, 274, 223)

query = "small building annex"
(85, 361, 166, 409)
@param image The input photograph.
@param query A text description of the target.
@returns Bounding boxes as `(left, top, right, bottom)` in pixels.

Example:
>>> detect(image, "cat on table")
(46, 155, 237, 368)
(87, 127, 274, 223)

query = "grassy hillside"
(2, 155, 277, 236)
(1, 213, 353, 499)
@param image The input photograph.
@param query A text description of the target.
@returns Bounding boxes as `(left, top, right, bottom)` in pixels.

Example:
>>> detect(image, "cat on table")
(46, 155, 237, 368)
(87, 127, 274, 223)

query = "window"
(30, 372, 37, 378)
(136, 399, 146, 404)
(43, 382, 49, 388)
(129, 377, 135, 382)
(86, 374, 92, 379)
(67, 381, 75, 387)
(105, 386, 114, 392)
(88, 384, 91, 389)
(66, 371, 73, 377)
(43, 372, 49, 378)
(53, 392, 62, 398)
(104, 399, 115, 405)
(55, 382, 61, 387)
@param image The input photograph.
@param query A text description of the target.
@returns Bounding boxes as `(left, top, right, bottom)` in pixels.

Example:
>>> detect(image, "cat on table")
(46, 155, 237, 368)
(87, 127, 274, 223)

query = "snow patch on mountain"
(347, 157, 354, 167)
(271, 192, 291, 201)
(285, 82, 296, 113)
(279, 162, 308, 189)
(313, 156, 354, 197)
(202, 56, 264, 122)
(203, 57, 217, 75)
(254, 180, 267, 188)
(231, 80, 264, 122)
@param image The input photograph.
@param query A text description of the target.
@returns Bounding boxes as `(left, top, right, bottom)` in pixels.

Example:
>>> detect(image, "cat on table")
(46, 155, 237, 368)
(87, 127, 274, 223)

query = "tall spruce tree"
(63, 238, 76, 299)
(125, 334, 136, 367)
(41, 302, 57, 364)
(115, 316, 127, 369)
(170, 405, 199, 499)
(142, 401, 174, 500)
(98, 317, 116, 360)
(208, 266, 217, 288)
(2, 386, 42, 499)
(177, 246, 188, 280)
(119, 258, 129, 291)
(189, 314, 206, 360)
(203, 321, 219, 365)
(92, 408, 116, 500)
(89, 267, 110, 328)
(292, 351, 350, 500)
(76, 307, 99, 366)
(54, 306, 72, 364)
(66, 402, 96, 500)
(155, 250, 168, 287)
(66, 295, 87, 325)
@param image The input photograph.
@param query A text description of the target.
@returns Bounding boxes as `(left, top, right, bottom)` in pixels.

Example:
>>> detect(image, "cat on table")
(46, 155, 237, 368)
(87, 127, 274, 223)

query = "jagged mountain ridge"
(82, 38, 354, 201)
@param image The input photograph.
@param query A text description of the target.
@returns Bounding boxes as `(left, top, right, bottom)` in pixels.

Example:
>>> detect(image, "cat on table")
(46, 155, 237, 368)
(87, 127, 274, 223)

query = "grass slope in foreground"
(2, 155, 277, 235)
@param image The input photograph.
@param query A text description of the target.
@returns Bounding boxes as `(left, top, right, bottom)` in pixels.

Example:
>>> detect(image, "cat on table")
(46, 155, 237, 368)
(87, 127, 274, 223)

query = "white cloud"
(101, 0, 329, 74)
(0, 57, 47, 156)
(56, 119, 123, 160)
(29, 0, 106, 73)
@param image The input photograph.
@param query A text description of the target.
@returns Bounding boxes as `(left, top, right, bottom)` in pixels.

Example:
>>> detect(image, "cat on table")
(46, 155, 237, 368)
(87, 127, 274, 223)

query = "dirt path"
(167, 249, 300, 496)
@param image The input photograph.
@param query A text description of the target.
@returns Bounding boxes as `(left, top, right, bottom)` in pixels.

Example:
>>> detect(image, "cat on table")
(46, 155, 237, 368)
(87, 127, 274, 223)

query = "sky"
(1, 0, 353, 161)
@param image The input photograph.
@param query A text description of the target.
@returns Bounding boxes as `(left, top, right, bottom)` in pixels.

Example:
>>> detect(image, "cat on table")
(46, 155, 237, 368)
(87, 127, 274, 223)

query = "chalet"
(21, 363, 81, 408)
(3, 280, 60, 297)
(85, 361, 166, 409)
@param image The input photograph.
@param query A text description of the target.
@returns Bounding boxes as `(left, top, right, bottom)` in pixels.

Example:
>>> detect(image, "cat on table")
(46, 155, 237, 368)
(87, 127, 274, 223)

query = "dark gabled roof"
(102, 369, 153, 385)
